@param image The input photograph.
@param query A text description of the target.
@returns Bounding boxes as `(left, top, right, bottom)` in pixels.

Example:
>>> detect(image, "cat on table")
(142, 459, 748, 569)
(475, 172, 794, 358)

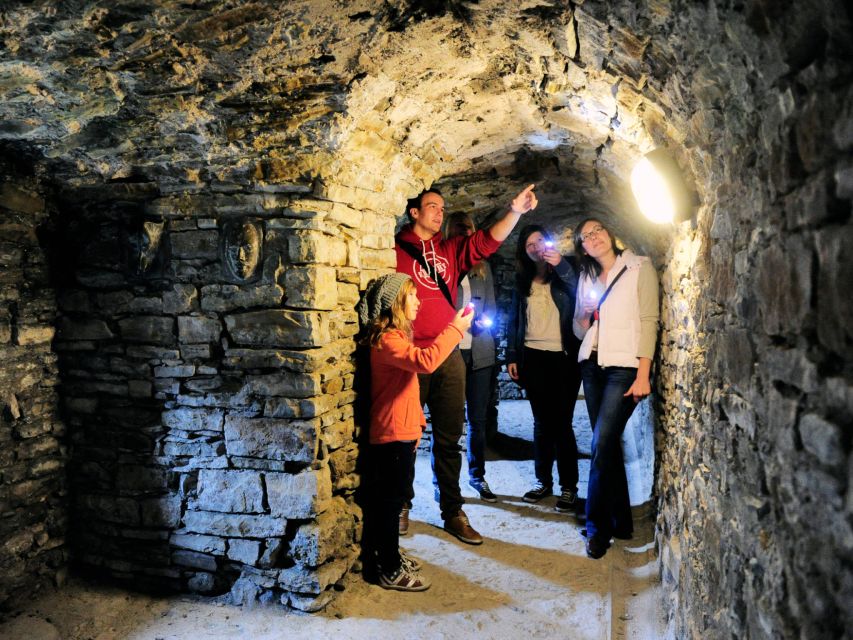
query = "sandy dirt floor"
(0, 401, 666, 640)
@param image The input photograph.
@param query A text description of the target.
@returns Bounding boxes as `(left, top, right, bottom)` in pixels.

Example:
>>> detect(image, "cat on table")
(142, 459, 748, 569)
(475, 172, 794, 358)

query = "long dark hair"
(515, 224, 554, 297)
(573, 217, 623, 279)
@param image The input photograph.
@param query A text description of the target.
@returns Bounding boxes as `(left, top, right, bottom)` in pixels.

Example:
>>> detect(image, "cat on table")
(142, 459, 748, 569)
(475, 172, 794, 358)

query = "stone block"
(225, 310, 330, 347)
(163, 284, 199, 314)
(154, 364, 195, 378)
(761, 347, 819, 394)
(266, 467, 332, 519)
(116, 465, 169, 494)
(183, 510, 287, 537)
(118, 317, 175, 345)
(258, 538, 285, 568)
(287, 231, 347, 265)
(57, 318, 113, 341)
(197, 469, 265, 513)
(815, 227, 853, 357)
(78, 494, 140, 526)
(263, 395, 337, 419)
(246, 371, 321, 398)
(799, 414, 845, 467)
(163, 408, 225, 432)
(172, 550, 218, 571)
(755, 238, 811, 337)
(227, 539, 261, 564)
(17, 326, 55, 345)
(178, 315, 221, 343)
(170, 533, 226, 555)
(200, 284, 284, 312)
(224, 415, 317, 463)
(286, 590, 336, 613)
(141, 495, 183, 528)
(0, 182, 44, 214)
(359, 248, 396, 270)
(290, 498, 353, 566)
(187, 572, 217, 593)
(284, 265, 338, 310)
(170, 230, 219, 259)
(278, 555, 349, 594)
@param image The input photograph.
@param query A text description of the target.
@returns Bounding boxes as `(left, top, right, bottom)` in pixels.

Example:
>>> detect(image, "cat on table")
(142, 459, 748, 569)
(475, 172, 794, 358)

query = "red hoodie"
(395, 224, 501, 347)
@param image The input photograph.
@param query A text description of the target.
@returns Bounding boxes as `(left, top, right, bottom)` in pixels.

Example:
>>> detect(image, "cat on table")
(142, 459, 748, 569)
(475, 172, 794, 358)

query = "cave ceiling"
(0, 0, 701, 254)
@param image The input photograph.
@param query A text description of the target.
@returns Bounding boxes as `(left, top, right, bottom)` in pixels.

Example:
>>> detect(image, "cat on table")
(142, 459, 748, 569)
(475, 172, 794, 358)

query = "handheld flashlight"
(463, 302, 475, 317)
(544, 240, 554, 248)
(587, 289, 598, 301)
(480, 315, 494, 328)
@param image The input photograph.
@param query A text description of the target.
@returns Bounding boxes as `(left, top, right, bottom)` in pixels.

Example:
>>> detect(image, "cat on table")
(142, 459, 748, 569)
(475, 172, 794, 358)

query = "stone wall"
(0, 0, 851, 634)
(638, 2, 853, 637)
(0, 159, 68, 608)
(50, 187, 381, 610)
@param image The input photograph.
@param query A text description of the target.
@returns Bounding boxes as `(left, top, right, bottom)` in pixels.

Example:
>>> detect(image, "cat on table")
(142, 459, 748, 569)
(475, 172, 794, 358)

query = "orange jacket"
(369, 325, 463, 445)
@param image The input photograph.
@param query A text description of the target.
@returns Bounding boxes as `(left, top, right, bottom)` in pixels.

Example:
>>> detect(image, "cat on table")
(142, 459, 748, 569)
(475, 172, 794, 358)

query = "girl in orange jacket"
(357, 273, 472, 591)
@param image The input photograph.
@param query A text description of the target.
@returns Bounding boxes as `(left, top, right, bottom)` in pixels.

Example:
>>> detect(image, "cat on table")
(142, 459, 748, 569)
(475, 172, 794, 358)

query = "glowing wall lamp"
(630, 149, 694, 224)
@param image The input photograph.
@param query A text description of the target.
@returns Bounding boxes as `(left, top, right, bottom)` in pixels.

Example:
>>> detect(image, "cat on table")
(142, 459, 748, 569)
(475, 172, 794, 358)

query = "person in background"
(445, 212, 499, 503)
(572, 218, 659, 560)
(357, 273, 473, 590)
(507, 225, 583, 514)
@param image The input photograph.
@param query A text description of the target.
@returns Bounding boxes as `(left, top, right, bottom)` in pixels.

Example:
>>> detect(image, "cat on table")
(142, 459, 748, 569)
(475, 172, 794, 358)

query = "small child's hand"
(451, 306, 474, 333)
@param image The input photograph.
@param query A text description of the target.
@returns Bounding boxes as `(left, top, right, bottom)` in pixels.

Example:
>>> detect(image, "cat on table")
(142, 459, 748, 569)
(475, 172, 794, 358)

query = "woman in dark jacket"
(506, 224, 582, 513)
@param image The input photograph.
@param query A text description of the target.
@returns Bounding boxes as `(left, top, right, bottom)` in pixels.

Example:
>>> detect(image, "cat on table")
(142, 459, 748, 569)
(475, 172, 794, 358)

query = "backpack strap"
(397, 239, 456, 309)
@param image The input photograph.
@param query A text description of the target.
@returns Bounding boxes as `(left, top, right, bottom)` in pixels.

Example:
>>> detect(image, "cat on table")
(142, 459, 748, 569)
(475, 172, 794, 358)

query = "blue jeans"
(581, 357, 638, 541)
(461, 350, 493, 482)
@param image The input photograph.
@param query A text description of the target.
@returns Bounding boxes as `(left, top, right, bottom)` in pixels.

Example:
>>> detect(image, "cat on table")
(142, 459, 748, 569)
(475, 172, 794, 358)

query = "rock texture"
(0, 160, 68, 608)
(0, 0, 851, 635)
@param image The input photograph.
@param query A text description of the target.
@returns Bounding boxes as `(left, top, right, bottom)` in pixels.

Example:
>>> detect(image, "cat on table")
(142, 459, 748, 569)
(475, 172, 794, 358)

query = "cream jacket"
(573, 251, 659, 368)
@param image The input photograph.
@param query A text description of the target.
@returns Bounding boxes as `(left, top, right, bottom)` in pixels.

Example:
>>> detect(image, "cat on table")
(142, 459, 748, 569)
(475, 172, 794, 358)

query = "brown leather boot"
(399, 507, 410, 536)
(443, 509, 483, 545)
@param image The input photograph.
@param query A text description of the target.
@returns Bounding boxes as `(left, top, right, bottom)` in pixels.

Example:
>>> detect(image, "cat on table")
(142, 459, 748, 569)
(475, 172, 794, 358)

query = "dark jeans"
(365, 440, 416, 574)
(461, 350, 493, 482)
(521, 347, 582, 493)
(415, 349, 466, 520)
(580, 357, 638, 541)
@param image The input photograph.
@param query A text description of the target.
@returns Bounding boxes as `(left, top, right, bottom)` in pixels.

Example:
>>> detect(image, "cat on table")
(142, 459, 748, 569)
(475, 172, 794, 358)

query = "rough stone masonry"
(0, 0, 851, 637)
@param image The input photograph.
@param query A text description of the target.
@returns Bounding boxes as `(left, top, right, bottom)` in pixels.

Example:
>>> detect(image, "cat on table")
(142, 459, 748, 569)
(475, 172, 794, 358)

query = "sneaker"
(399, 550, 422, 571)
(555, 490, 578, 513)
(379, 565, 431, 592)
(522, 482, 552, 503)
(399, 508, 410, 536)
(443, 510, 484, 545)
(469, 479, 498, 503)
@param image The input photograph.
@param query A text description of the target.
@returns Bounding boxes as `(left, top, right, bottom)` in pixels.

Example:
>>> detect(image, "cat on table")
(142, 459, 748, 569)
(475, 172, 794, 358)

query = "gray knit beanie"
(356, 273, 412, 328)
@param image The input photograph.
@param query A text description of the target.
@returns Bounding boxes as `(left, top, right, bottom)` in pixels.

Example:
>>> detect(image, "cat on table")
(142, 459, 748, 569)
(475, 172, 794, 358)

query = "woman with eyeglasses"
(572, 218, 659, 559)
(507, 225, 583, 515)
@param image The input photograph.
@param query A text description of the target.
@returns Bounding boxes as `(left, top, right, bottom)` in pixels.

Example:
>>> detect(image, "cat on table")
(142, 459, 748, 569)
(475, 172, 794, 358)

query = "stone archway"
(0, 1, 851, 637)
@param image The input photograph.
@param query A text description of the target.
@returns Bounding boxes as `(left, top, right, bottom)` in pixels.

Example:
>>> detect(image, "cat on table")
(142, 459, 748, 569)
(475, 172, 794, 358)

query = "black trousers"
(521, 347, 582, 493)
(364, 440, 416, 574)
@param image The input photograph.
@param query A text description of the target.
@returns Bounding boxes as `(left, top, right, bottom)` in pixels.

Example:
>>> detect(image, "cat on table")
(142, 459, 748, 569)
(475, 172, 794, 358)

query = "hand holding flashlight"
(541, 240, 561, 266)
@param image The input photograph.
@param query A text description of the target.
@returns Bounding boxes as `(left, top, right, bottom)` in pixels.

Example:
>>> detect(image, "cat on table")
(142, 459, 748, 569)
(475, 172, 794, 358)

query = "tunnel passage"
(0, 0, 852, 637)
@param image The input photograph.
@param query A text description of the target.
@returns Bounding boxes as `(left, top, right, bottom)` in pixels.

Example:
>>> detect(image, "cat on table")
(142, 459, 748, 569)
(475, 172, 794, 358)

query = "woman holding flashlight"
(507, 225, 583, 513)
(446, 213, 499, 503)
(572, 218, 659, 559)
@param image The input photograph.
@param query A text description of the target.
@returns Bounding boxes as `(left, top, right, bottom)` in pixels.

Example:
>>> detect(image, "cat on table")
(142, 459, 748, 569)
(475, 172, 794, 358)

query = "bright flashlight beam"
(631, 156, 677, 224)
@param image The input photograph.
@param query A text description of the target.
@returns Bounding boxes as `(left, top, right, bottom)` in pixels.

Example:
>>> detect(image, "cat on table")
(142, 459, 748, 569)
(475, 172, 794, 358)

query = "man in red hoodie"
(395, 184, 538, 544)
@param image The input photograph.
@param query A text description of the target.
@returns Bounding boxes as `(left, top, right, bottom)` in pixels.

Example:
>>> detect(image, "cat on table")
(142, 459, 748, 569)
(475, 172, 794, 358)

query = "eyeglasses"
(580, 225, 605, 243)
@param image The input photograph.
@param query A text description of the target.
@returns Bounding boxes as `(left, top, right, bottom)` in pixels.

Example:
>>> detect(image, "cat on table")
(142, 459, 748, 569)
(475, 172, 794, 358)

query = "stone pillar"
(0, 170, 68, 609)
